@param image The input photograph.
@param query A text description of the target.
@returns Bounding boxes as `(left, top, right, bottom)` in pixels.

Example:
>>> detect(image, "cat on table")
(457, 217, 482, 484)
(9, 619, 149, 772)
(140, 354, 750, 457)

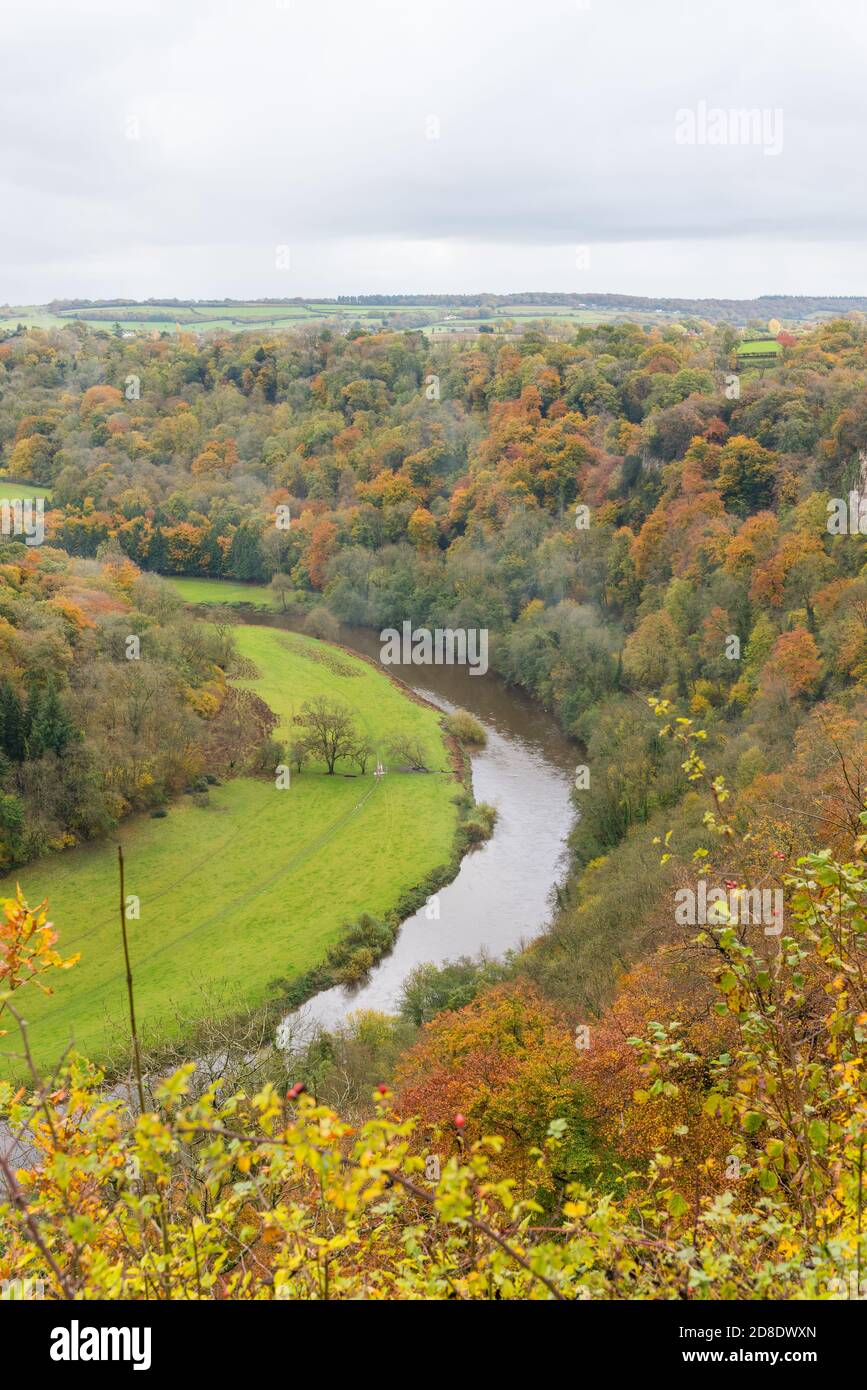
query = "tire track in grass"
(21, 780, 381, 1044)
(40, 779, 307, 952)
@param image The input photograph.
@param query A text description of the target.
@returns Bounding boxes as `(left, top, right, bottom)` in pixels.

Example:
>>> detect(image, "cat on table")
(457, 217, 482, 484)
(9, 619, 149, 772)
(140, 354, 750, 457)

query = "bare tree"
(386, 733, 430, 772)
(350, 736, 374, 775)
(289, 736, 310, 773)
(298, 698, 357, 774)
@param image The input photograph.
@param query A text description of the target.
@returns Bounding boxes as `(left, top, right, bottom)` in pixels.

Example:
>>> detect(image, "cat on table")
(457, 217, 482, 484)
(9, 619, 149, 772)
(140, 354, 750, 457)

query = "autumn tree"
(396, 982, 590, 1190)
(717, 434, 778, 513)
(191, 437, 239, 476)
(763, 627, 822, 697)
(407, 505, 438, 550)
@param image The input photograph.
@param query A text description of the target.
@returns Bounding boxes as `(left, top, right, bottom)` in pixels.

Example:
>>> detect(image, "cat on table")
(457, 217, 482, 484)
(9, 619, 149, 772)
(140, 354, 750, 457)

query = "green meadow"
(1, 626, 458, 1074)
(0, 480, 52, 502)
(169, 575, 279, 607)
(736, 338, 783, 366)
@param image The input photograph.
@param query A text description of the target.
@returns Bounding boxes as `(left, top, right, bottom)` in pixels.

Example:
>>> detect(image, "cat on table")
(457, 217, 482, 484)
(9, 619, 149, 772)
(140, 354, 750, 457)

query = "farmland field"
(0, 299, 621, 336)
(0, 625, 459, 1075)
(0, 301, 393, 335)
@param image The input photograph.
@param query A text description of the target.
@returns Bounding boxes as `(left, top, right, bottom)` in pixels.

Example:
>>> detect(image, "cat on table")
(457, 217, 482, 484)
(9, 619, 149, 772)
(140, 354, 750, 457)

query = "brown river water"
(238, 615, 578, 1034)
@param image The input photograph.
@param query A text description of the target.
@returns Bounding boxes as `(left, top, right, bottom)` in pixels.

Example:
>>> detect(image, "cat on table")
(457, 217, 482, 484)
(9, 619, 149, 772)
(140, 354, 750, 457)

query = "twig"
(118, 845, 145, 1115)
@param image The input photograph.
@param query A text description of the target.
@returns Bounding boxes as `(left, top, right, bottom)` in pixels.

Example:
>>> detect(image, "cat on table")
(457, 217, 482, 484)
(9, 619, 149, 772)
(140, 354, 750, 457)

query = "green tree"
(28, 679, 76, 757)
(0, 681, 26, 762)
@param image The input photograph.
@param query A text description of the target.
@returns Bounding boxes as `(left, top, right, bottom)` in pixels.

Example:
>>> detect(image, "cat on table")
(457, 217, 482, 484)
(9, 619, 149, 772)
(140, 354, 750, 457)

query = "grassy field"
(737, 338, 783, 359)
(169, 576, 280, 608)
(0, 479, 52, 502)
(0, 626, 459, 1074)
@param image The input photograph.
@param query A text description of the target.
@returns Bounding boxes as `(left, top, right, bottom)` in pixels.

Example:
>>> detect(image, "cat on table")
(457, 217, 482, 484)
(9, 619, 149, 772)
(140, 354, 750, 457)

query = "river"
(238, 615, 577, 1035)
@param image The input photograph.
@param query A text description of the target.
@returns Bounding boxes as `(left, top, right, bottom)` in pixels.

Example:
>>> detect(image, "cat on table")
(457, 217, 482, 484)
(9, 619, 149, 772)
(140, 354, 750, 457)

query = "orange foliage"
(396, 983, 582, 1184)
(577, 949, 734, 1183)
(191, 438, 240, 476)
(306, 517, 338, 589)
(79, 385, 124, 417)
(46, 597, 96, 633)
(763, 627, 822, 697)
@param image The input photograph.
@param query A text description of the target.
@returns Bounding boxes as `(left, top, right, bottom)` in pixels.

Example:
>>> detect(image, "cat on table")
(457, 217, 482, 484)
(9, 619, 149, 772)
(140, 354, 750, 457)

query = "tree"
(226, 521, 265, 581)
(717, 434, 778, 512)
(622, 609, 681, 689)
(306, 518, 338, 589)
(349, 736, 374, 774)
(298, 698, 357, 774)
(27, 679, 76, 758)
(407, 506, 438, 550)
(289, 737, 310, 773)
(0, 792, 24, 869)
(79, 384, 124, 417)
(304, 604, 339, 641)
(191, 437, 239, 476)
(396, 982, 589, 1189)
(763, 627, 822, 697)
(269, 572, 295, 611)
(386, 733, 430, 771)
(398, 954, 508, 1025)
(0, 681, 26, 762)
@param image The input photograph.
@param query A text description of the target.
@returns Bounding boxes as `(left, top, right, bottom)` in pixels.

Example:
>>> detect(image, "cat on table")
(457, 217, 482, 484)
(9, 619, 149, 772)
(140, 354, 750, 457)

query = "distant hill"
(38, 293, 867, 325)
(1, 293, 863, 337)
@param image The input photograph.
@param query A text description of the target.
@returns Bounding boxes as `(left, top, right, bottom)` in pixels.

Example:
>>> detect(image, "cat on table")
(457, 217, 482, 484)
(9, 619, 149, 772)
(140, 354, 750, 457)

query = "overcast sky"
(1, 0, 865, 302)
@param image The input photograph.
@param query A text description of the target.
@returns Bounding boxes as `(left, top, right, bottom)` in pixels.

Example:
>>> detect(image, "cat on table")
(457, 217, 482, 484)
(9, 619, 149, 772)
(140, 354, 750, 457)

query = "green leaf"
(808, 1119, 828, 1153)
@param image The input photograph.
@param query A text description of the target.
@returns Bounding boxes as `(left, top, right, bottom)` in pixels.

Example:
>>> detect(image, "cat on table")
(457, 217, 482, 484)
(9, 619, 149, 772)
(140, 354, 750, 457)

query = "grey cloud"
(1, 0, 865, 299)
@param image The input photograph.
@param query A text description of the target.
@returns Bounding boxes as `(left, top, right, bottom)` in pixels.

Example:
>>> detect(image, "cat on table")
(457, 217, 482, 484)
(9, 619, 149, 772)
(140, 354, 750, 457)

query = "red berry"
(287, 1082, 305, 1100)
(377, 1083, 388, 1095)
(454, 1113, 466, 1129)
